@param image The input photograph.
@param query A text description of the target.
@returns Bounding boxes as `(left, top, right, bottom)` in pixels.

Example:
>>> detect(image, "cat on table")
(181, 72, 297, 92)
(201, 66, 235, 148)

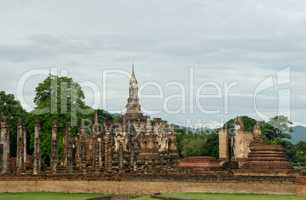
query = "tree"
(31, 75, 94, 163)
(0, 91, 27, 157)
(175, 127, 218, 158)
(33, 75, 92, 127)
(224, 116, 257, 133)
(294, 141, 306, 166)
(261, 115, 292, 144)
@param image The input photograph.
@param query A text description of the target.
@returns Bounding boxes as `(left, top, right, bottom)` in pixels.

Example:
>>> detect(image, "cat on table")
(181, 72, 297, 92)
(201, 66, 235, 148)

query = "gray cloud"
(0, 0, 306, 126)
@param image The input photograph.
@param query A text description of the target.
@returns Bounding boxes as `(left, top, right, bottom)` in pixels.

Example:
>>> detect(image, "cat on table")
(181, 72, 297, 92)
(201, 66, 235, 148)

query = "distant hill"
(291, 126, 306, 144)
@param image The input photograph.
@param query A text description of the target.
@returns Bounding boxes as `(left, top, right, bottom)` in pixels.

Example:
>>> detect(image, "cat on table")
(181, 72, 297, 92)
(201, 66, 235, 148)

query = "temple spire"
(132, 64, 135, 76)
(125, 65, 142, 120)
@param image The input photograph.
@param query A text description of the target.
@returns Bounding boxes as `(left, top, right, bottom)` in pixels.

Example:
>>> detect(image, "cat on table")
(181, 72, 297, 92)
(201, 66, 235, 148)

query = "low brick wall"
(296, 176, 306, 196)
(0, 179, 297, 195)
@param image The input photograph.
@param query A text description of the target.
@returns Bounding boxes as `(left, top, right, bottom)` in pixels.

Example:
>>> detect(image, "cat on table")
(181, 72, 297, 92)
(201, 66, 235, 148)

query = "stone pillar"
(104, 129, 112, 172)
(98, 137, 103, 170)
(63, 126, 70, 168)
(33, 123, 41, 175)
(78, 127, 87, 174)
(16, 123, 25, 175)
(50, 122, 58, 174)
(119, 143, 124, 170)
(75, 136, 81, 169)
(218, 128, 229, 160)
(67, 134, 74, 174)
(23, 128, 27, 165)
(0, 144, 3, 173)
(1, 120, 10, 175)
(0, 122, 3, 173)
(91, 134, 97, 170)
(63, 126, 74, 174)
(92, 136, 103, 173)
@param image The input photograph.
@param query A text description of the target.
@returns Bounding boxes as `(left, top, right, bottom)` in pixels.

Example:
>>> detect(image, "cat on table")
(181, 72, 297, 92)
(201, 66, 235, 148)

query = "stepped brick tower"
(241, 123, 292, 170)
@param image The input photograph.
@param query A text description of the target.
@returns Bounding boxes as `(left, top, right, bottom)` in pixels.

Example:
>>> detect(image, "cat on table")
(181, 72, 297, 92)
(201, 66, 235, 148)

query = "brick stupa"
(239, 123, 293, 175)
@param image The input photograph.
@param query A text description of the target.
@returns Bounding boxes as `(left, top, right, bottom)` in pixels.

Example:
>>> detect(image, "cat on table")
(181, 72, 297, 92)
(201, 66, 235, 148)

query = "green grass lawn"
(0, 193, 101, 200)
(156, 193, 306, 200)
(0, 193, 305, 200)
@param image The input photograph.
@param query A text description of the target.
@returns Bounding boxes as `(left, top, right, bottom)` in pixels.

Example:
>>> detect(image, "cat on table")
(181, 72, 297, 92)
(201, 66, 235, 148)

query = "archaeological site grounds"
(0, 68, 306, 200)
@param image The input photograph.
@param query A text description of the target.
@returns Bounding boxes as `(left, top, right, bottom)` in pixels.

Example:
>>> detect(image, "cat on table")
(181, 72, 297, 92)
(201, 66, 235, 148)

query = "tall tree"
(224, 116, 257, 133)
(31, 75, 94, 163)
(0, 91, 27, 156)
(261, 115, 292, 144)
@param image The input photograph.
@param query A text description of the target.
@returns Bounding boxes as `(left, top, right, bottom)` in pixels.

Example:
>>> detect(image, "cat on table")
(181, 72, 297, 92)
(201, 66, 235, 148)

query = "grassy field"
(0, 193, 101, 200)
(0, 193, 305, 200)
(133, 193, 306, 200)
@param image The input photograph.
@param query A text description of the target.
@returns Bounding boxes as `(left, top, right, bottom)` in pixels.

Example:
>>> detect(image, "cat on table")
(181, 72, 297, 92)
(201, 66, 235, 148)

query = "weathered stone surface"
(33, 123, 41, 175)
(0, 144, 3, 171)
(218, 129, 229, 160)
(16, 123, 25, 175)
(178, 156, 222, 174)
(0, 120, 9, 174)
(50, 122, 58, 174)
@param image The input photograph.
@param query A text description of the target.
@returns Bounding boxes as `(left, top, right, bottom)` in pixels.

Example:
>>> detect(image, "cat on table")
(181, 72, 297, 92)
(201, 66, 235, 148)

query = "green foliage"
(20, 74, 116, 164)
(223, 116, 257, 133)
(175, 128, 218, 158)
(33, 75, 93, 127)
(261, 115, 292, 144)
(0, 91, 27, 157)
(291, 141, 306, 166)
(29, 75, 93, 163)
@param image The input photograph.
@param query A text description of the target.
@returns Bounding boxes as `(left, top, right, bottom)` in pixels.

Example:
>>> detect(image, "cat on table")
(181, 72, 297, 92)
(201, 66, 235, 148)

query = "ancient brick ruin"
(0, 69, 299, 178)
(0, 67, 178, 176)
(218, 117, 293, 176)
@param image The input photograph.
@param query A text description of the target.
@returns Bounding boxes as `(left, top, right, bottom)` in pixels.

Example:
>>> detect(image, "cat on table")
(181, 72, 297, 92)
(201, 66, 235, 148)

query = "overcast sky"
(1, 0, 306, 128)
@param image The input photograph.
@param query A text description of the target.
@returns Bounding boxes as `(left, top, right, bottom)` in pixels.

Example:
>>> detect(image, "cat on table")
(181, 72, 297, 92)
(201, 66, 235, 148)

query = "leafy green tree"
(294, 141, 306, 166)
(175, 127, 218, 158)
(33, 75, 92, 127)
(0, 91, 27, 157)
(261, 115, 292, 144)
(224, 116, 257, 133)
(30, 75, 94, 163)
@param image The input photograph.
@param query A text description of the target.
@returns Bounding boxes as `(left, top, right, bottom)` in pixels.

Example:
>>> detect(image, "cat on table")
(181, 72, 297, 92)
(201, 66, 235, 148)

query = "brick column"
(50, 122, 58, 174)
(104, 129, 112, 172)
(33, 123, 41, 175)
(63, 126, 70, 168)
(1, 120, 10, 175)
(16, 123, 25, 175)
(218, 128, 229, 160)
(98, 137, 103, 170)
(23, 128, 27, 166)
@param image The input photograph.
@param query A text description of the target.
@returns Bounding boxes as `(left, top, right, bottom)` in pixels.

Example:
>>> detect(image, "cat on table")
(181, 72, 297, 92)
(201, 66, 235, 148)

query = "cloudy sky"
(1, 0, 306, 128)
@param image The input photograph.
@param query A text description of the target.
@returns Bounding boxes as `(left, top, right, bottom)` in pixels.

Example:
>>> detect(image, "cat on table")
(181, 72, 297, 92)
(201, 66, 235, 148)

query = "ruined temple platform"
(177, 156, 223, 175)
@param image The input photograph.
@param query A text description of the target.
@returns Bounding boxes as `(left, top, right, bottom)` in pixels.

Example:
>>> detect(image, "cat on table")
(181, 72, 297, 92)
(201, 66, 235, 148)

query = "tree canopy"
(0, 91, 27, 156)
